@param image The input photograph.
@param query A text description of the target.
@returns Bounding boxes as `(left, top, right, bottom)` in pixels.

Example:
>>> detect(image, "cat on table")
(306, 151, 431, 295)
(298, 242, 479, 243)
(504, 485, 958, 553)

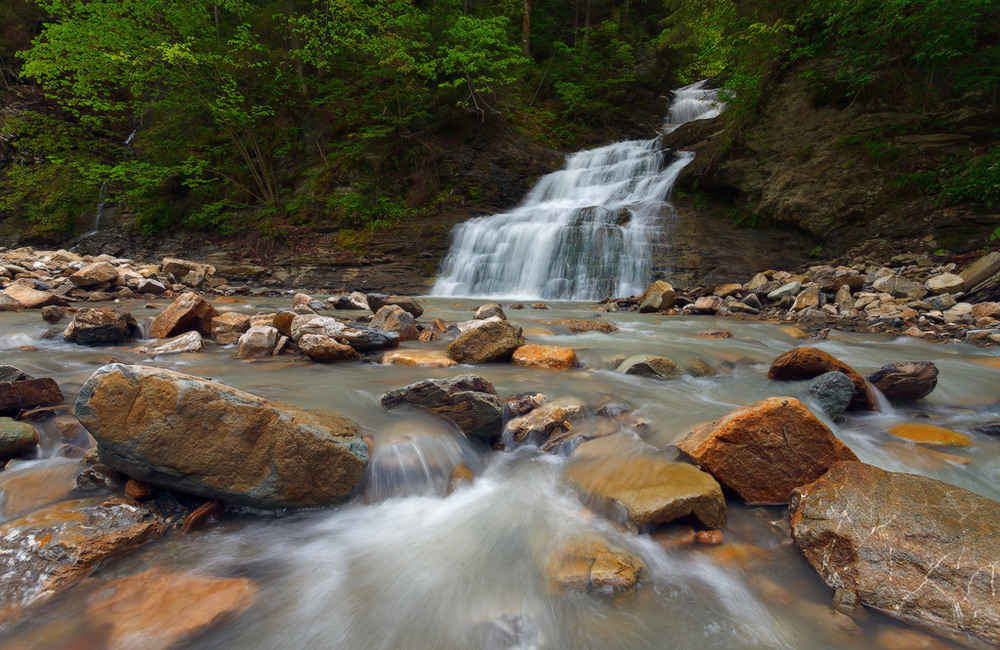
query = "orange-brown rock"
(69, 261, 119, 287)
(446, 319, 524, 364)
(148, 292, 219, 339)
(446, 463, 475, 495)
(767, 347, 877, 410)
(888, 423, 971, 446)
(85, 567, 257, 650)
(1, 280, 68, 309)
(545, 534, 646, 593)
(76, 364, 368, 509)
(210, 311, 251, 345)
(381, 349, 457, 368)
(696, 530, 724, 545)
(550, 319, 619, 334)
(511, 344, 578, 370)
(124, 479, 153, 500)
(676, 396, 859, 505)
(0, 375, 63, 414)
(180, 500, 225, 534)
(0, 497, 166, 619)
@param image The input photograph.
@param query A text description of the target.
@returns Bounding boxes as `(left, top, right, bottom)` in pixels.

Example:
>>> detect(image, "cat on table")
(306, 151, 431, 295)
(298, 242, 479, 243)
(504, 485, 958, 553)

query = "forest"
(0, 0, 997, 244)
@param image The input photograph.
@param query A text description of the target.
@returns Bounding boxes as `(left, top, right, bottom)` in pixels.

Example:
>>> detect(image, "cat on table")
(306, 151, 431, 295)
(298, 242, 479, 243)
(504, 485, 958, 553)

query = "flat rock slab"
(545, 534, 646, 593)
(76, 364, 368, 509)
(676, 396, 858, 505)
(790, 462, 1000, 645)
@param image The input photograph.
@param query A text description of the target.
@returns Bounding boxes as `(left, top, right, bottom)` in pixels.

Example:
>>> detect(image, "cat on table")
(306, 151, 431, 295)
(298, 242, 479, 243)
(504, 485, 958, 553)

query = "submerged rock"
(790, 462, 1000, 646)
(768, 347, 877, 411)
(616, 354, 683, 379)
(381, 350, 457, 368)
(75, 364, 369, 509)
(381, 375, 502, 440)
(865, 361, 938, 402)
(545, 534, 646, 593)
(675, 396, 858, 505)
(550, 319, 619, 334)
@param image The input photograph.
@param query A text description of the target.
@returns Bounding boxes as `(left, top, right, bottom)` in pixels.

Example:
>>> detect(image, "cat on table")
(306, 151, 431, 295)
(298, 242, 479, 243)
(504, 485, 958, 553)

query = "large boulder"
(447, 319, 524, 364)
(564, 453, 726, 529)
(370, 305, 419, 341)
(149, 292, 219, 339)
(0, 368, 63, 414)
(381, 375, 501, 440)
(161, 258, 215, 288)
(236, 325, 279, 359)
(865, 361, 938, 402)
(68, 261, 119, 287)
(63, 307, 140, 346)
(768, 347, 878, 411)
(637, 280, 676, 313)
(675, 396, 859, 505)
(210, 311, 252, 345)
(790, 462, 1000, 646)
(367, 294, 424, 318)
(75, 364, 369, 509)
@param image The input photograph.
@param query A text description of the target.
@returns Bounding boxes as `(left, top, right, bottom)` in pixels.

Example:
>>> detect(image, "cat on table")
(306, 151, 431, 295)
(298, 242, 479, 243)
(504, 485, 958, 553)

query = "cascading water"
(432, 81, 721, 301)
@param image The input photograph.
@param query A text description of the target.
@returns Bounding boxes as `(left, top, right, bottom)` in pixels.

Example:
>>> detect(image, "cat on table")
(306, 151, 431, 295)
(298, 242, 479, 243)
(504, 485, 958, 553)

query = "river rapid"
(1, 296, 998, 649)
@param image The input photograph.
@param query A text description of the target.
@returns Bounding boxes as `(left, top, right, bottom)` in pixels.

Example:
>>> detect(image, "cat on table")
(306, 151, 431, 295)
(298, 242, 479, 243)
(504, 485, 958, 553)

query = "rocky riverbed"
(0, 246, 999, 648)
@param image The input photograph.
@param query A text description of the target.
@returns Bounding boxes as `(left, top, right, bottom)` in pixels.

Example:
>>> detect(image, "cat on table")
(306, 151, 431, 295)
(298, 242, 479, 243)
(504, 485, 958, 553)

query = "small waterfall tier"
(431, 81, 721, 301)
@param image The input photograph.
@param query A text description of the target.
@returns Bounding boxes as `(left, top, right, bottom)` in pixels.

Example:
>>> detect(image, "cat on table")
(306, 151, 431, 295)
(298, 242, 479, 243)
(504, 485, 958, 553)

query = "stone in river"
(68, 261, 120, 287)
(367, 294, 424, 318)
(148, 292, 219, 339)
(474, 303, 506, 320)
(2, 280, 68, 309)
(807, 371, 855, 418)
(298, 333, 362, 362)
(134, 330, 204, 356)
(768, 346, 878, 411)
(865, 361, 938, 402)
(210, 311, 251, 344)
(370, 304, 419, 341)
(236, 325, 279, 359)
(545, 534, 646, 593)
(85, 567, 257, 650)
(550, 319, 619, 334)
(504, 396, 587, 444)
(637, 280, 676, 312)
(511, 344, 578, 370)
(0, 417, 39, 459)
(0, 497, 166, 620)
(888, 423, 971, 446)
(63, 307, 140, 346)
(381, 374, 501, 440)
(381, 349, 457, 368)
(790, 461, 1000, 646)
(616, 354, 683, 379)
(446, 319, 524, 364)
(675, 396, 858, 505)
(75, 364, 369, 509)
(0, 370, 63, 414)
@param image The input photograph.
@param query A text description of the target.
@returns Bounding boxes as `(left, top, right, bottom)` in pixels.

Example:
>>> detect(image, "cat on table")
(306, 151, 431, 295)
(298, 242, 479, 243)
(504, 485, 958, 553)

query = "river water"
(1, 297, 997, 648)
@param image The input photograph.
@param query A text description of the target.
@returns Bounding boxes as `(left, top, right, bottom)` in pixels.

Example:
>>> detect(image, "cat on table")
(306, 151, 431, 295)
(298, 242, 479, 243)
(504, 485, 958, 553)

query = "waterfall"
(431, 81, 722, 301)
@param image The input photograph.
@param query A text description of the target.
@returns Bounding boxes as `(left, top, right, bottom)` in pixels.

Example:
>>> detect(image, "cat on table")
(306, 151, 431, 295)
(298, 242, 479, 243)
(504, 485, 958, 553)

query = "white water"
(432, 81, 721, 301)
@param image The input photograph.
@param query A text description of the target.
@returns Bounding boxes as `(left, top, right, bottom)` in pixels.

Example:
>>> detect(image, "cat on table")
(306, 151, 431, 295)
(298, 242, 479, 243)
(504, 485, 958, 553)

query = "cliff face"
(667, 66, 1000, 258)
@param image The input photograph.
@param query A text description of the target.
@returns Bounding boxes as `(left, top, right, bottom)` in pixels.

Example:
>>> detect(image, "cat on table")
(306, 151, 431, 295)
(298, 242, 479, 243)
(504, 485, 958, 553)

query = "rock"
(714, 283, 743, 298)
(767, 280, 802, 301)
(125, 479, 153, 500)
(615, 354, 683, 379)
(446, 319, 524, 364)
(511, 344, 578, 370)
(888, 423, 971, 446)
(872, 274, 927, 299)
(503, 397, 586, 443)
(550, 319, 619, 334)
(789, 461, 1000, 646)
(298, 333, 362, 362)
(834, 284, 853, 314)
(638, 280, 676, 312)
(236, 325, 280, 359)
(161, 257, 215, 287)
(0, 417, 39, 459)
(564, 453, 726, 529)
(924, 273, 965, 294)
(959, 250, 1000, 291)
(942, 302, 973, 323)
(85, 567, 257, 650)
(381, 375, 501, 439)
(545, 534, 646, 593)
(0, 374, 63, 414)
(291, 315, 398, 351)
(137, 278, 166, 294)
(2, 280, 68, 309)
(742, 272, 771, 293)
(381, 350, 457, 368)
(0, 498, 166, 618)
(691, 295, 724, 313)
(807, 371, 855, 418)
(474, 303, 506, 320)
(0, 292, 23, 312)
(63, 307, 140, 346)
(792, 284, 820, 311)
(75, 364, 369, 509)
(865, 361, 938, 402)
(504, 392, 547, 419)
(68, 261, 119, 287)
(292, 292, 325, 313)
(40, 305, 67, 324)
(972, 301, 1000, 319)
(135, 331, 204, 356)
(925, 293, 956, 311)
(768, 347, 878, 411)
(328, 293, 367, 310)
(675, 396, 859, 505)
(210, 311, 252, 344)
(368, 294, 424, 318)
(180, 499, 224, 534)
(370, 305, 419, 341)
(149, 292, 219, 339)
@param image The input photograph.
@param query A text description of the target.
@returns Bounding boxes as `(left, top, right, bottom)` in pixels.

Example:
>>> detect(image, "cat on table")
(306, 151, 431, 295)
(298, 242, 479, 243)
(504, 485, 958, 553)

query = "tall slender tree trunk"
(522, 0, 530, 57)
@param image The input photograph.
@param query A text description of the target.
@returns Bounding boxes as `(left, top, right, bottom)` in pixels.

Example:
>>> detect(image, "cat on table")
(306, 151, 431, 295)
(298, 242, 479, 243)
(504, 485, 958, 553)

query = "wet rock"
(790, 461, 1000, 646)
(75, 464, 126, 490)
(381, 350, 457, 368)
(180, 499, 225, 534)
(367, 294, 424, 318)
(768, 347, 878, 411)
(137, 278, 166, 294)
(638, 280, 676, 313)
(675, 396, 859, 505)
(135, 331, 203, 356)
(807, 371, 855, 418)
(210, 311, 252, 344)
(0, 373, 63, 414)
(503, 392, 546, 419)
(865, 361, 938, 402)
(63, 307, 140, 346)
(68, 261, 119, 287)
(236, 325, 280, 359)
(545, 534, 646, 593)
(694, 329, 733, 339)
(0, 497, 166, 618)
(565, 453, 726, 529)
(0, 417, 39, 459)
(447, 319, 524, 364)
(149, 292, 219, 339)
(474, 303, 506, 320)
(40, 305, 67, 324)
(76, 364, 369, 509)
(685, 357, 715, 377)
(125, 479, 153, 500)
(298, 333, 362, 362)
(511, 344, 578, 370)
(370, 305, 419, 341)
(550, 319, 619, 334)
(2, 280, 69, 309)
(887, 423, 971, 446)
(381, 375, 502, 440)
(291, 315, 398, 351)
(504, 396, 586, 444)
(615, 354, 683, 379)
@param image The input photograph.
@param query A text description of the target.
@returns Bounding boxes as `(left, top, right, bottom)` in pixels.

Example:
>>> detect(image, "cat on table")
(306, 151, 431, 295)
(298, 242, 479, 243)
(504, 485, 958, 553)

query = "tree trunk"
(522, 0, 530, 57)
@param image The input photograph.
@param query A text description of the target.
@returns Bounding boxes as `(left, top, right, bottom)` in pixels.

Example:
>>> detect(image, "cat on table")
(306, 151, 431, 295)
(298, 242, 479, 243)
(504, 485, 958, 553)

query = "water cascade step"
(432, 81, 721, 301)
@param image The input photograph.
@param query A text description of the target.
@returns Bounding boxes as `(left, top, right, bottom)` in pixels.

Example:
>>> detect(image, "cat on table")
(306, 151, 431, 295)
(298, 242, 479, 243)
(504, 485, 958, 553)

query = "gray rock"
(370, 305, 418, 341)
(616, 355, 683, 379)
(134, 331, 204, 356)
(0, 417, 39, 459)
(767, 281, 802, 301)
(474, 303, 506, 320)
(807, 371, 855, 418)
(236, 325, 279, 359)
(446, 320, 524, 364)
(865, 361, 938, 402)
(381, 375, 502, 440)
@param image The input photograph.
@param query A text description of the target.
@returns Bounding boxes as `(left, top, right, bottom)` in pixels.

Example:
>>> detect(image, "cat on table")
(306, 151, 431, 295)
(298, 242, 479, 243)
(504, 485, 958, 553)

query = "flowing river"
(1, 297, 998, 648)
